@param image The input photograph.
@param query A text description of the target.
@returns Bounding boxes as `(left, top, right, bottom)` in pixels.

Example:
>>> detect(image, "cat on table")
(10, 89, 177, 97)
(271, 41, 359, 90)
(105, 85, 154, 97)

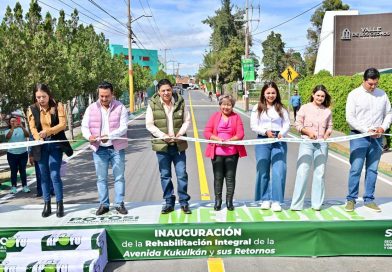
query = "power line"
(87, 0, 128, 29)
(252, 2, 322, 36)
(137, 0, 168, 51)
(145, 0, 175, 60)
(67, 0, 127, 35)
(55, 0, 127, 36)
(37, 0, 126, 37)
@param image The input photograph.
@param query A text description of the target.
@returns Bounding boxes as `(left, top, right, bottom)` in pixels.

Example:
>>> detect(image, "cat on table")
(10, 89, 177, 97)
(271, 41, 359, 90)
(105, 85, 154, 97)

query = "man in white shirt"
(81, 81, 129, 215)
(345, 68, 392, 212)
(146, 79, 191, 214)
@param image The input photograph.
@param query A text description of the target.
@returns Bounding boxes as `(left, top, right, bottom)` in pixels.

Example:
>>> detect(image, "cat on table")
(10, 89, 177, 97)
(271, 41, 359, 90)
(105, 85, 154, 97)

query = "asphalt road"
(2, 89, 392, 271)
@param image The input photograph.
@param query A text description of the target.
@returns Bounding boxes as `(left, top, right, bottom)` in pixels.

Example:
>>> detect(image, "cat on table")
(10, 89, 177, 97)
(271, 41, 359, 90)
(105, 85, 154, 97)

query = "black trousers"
(211, 154, 239, 198)
(293, 106, 300, 120)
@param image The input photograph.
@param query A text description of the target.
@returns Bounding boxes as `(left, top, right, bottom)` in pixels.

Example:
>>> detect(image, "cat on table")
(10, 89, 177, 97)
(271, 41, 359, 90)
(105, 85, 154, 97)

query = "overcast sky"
(1, 0, 391, 76)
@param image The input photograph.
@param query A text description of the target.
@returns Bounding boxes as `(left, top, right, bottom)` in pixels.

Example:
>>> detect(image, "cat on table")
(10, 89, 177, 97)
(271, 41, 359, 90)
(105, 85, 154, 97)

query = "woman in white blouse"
(250, 81, 290, 212)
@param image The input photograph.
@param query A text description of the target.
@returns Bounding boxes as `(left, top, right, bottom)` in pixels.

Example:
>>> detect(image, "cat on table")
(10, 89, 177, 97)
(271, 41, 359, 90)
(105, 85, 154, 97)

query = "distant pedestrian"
(290, 90, 301, 121)
(345, 68, 392, 212)
(216, 92, 221, 104)
(143, 90, 148, 107)
(5, 116, 30, 194)
(146, 79, 192, 215)
(250, 81, 290, 212)
(290, 85, 332, 211)
(81, 81, 129, 216)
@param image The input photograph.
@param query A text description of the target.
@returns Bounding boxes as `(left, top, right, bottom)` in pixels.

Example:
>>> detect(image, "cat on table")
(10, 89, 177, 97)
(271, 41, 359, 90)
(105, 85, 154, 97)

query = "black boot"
(214, 195, 222, 211)
(213, 176, 224, 211)
(42, 201, 51, 217)
(56, 201, 64, 218)
(226, 196, 234, 211)
(226, 172, 236, 211)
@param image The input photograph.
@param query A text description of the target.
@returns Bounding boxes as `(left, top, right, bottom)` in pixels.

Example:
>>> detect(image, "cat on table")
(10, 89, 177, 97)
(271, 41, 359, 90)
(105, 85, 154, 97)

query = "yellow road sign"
(281, 66, 298, 83)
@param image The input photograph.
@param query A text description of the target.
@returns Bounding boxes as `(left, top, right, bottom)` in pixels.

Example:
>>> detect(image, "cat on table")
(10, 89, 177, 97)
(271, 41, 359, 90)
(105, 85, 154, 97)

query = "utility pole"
(176, 62, 181, 78)
(236, 0, 259, 112)
(127, 0, 134, 112)
(244, 0, 249, 111)
(167, 60, 176, 75)
(163, 48, 169, 74)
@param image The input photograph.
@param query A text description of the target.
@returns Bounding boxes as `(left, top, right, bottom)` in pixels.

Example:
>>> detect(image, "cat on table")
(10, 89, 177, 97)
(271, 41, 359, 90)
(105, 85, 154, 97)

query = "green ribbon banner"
(105, 220, 392, 260)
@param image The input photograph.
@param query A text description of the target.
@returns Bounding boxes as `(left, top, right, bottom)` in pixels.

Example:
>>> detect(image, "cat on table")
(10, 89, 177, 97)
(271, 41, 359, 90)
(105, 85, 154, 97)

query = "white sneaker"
(271, 202, 282, 212)
(260, 201, 271, 210)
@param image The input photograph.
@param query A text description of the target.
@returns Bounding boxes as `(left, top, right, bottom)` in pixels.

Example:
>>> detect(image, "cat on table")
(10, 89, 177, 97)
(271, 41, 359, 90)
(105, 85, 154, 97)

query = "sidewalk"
(0, 126, 83, 182)
(235, 99, 392, 176)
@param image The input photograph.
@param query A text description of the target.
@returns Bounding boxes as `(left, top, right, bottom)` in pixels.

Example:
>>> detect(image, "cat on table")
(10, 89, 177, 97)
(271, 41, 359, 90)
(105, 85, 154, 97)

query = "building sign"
(334, 13, 392, 76)
(341, 26, 391, 40)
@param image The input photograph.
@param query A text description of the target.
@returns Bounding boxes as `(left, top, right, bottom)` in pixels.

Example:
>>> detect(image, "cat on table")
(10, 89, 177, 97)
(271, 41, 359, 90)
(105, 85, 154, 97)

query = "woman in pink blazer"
(204, 94, 247, 211)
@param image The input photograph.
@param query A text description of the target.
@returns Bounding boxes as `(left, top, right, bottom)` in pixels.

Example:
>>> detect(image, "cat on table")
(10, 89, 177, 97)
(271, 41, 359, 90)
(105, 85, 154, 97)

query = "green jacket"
(149, 92, 188, 152)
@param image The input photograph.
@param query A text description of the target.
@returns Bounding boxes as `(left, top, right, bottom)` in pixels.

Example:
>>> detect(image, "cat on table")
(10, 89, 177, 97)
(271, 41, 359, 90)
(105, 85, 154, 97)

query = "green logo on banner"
(41, 233, 81, 251)
(58, 236, 70, 246)
(5, 236, 27, 252)
(43, 263, 57, 272)
(5, 238, 15, 248)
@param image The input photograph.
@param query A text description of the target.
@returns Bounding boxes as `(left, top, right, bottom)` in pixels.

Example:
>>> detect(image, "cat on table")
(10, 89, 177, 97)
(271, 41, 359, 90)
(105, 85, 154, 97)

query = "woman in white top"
(250, 81, 290, 212)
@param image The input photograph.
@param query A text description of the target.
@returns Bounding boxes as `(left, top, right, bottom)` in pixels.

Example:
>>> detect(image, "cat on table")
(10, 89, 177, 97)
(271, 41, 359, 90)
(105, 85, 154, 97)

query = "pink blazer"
(204, 111, 247, 159)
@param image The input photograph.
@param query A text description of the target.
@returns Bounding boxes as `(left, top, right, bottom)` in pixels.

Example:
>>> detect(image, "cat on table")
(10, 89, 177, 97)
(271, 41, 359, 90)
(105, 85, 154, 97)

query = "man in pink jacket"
(82, 81, 129, 216)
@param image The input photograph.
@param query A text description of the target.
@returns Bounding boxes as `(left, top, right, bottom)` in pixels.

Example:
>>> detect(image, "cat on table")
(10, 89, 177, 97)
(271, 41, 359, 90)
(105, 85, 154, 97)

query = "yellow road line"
(208, 258, 225, 272)
(188, 93, 210, 200)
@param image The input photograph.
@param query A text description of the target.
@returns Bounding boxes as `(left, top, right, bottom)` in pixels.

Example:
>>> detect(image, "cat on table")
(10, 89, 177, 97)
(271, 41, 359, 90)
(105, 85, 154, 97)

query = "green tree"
(261, 31, 285, 81)
(202, 0, 244, 51)
(281, 49, 306, 79)
(154, 70, 175, 85)
(305, 0, 349, 74)
(0, 3, 31, 112)
(132, 64, 153, 93)
(219, 37, 244, 83)
(200, 0, 245, 84)
(0, 0, 126, 117)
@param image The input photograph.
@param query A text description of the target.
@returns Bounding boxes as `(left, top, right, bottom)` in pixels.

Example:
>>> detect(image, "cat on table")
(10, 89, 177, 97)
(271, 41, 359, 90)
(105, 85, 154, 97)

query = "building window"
(142, 56, 150, 61)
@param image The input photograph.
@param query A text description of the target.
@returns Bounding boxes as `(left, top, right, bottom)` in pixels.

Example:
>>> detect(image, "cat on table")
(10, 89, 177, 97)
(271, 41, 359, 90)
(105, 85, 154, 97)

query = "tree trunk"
(66, 100, 74, 140)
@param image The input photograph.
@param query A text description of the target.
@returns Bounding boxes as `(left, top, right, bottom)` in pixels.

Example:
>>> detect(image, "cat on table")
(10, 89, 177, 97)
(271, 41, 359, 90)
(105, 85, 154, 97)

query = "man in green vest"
(146, 79, 192, 214)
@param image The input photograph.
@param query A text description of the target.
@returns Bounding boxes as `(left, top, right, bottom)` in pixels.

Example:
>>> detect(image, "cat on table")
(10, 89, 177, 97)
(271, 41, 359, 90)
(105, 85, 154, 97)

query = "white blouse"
(250, 104, 290, 136)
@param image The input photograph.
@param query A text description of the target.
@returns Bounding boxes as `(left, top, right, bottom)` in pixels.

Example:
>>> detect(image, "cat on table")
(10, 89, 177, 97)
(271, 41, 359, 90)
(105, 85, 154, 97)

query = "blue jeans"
(38, 143, 63, 202)
(93, 146, 125, 208)
(7, 152, 28, 187)
(291, 142, 328, 210)
(347, 135, 383, 203)
(254, 137, 287, 203)
(156, 145, 190, 206)
(35, 162, 54, 195)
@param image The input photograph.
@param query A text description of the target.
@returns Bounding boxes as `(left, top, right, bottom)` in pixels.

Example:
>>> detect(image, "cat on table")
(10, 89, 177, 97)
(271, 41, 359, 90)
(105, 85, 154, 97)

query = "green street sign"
(241, 58, 255, 82)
